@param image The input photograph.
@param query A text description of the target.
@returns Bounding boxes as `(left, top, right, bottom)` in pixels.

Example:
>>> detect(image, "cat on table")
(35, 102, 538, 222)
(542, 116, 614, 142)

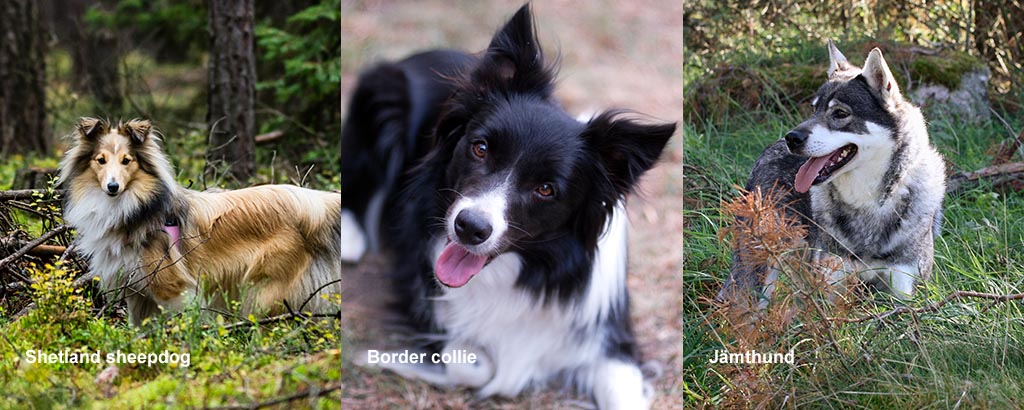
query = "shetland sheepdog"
(59, 118, 341, 325)
(341, 5, 675, 409)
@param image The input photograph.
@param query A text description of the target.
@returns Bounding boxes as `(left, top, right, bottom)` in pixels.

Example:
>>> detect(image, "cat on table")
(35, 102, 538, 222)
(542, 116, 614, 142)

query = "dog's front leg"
(140, 234, 197, 315)
(339, 208, 368, 262)
(593, 359, 651, 410)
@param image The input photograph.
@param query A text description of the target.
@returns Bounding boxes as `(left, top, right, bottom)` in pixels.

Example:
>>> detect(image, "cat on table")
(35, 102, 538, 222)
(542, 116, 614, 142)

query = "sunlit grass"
(683, 98, 1024, 406)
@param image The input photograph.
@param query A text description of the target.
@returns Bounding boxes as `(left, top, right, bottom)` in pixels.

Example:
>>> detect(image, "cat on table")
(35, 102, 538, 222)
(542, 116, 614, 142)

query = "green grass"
(0, 42, 341, 408)
(0, 263, 341, 409)
(683, 101, 1024, 407)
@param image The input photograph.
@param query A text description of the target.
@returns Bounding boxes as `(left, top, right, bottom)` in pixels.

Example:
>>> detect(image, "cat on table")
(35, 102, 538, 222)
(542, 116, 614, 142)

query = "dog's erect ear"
(469, 4, 553, 97)
(584, 112, 676, 195)
(827, 39, 855, 80)
(76, 117, 107, 141)
(861, 47, 902, 103)
(120, 119, 152, 145)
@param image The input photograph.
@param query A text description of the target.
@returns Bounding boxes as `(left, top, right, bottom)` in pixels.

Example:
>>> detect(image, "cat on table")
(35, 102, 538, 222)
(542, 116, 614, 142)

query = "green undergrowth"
(685, 38, 987, 130)
(0, 263, 341, 409)
(684, 103, 1024, 407)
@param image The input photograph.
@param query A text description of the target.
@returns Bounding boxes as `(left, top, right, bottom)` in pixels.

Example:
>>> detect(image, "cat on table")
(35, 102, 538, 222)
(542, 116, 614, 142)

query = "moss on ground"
(685, 39, 987, 129)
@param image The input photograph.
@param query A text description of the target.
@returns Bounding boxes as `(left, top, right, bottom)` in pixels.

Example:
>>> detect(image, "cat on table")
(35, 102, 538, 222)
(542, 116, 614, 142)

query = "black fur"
(342, 4, 674, 364)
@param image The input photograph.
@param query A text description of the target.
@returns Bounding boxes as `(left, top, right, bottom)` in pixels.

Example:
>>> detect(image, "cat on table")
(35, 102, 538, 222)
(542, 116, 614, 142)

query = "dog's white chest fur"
(423, 203, 648, 407)
(65, 189, 146, 284)
(429, 243, 603, 396)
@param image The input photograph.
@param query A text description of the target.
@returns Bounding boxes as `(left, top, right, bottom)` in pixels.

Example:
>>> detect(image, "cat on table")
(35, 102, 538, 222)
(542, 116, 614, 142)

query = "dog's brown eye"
(472, 141, 488, 159)
(833, 109, 850, 120)
(96, 157, 106, 165)
(535, 183, 555, 198)
(121, 158, 131, 166)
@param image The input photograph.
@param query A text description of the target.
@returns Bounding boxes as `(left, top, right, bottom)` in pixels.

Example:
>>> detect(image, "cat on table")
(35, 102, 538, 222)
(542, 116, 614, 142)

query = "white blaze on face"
(434, 182, 511, 288)
(447, 183, 510, 253)
(802, 122, 897, 205)
(92, 134, 135, 196)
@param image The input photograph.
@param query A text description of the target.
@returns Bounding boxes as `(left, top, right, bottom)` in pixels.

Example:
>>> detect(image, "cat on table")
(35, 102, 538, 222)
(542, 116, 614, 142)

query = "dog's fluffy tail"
(298, 189, 342, 313)
(340, 63, 412, 223)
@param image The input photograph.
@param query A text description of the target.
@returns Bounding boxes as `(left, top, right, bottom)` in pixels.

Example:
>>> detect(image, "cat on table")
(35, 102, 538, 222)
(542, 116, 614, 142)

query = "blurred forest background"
(2, 0, 340, 187)
(0, 1, 341, 408)
(684, 1, 1024, 408)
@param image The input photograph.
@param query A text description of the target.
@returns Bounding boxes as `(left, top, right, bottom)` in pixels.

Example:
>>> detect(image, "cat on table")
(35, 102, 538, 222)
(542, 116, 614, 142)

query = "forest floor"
(0, 44, 342, 410)
(340, 1, 683, 408)
(683, 37, 1024, 408)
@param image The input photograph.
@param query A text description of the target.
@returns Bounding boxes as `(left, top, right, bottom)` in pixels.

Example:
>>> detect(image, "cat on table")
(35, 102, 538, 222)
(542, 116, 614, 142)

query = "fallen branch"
(830, 290, 1024, 324)
(0, 189, 62, 201)
(0, 238, 65, 257)
(946, 162, 1024, 194)
(254, 130, 284, 144)
(0, 225, 69, 273)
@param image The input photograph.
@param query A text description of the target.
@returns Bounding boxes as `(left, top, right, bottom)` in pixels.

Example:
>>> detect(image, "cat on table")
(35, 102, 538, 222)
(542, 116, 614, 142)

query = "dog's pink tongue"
(794, 156, 832, 193)
(435, 242, 488, 288)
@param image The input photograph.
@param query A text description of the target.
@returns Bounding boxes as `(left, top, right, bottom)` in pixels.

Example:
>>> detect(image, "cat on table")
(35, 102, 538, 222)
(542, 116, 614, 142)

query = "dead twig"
(992, 127, 1024, 166)
(254, 130, 284, 144)
(0, 189, 64, 201)
(0, 225, 69, 274)
(830, 290, 1024, 324)
(946, 162, 1024, 193)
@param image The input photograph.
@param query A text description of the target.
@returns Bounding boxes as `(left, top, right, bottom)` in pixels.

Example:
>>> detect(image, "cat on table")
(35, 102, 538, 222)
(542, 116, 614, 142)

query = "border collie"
(341, 5, 675, 409)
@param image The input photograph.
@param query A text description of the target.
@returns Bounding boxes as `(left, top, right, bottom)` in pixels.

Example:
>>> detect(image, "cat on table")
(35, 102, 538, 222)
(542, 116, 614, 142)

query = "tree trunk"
(205, 0, 256, 184)
(0, 0, 50, 156)
(78, 26, 123, 112)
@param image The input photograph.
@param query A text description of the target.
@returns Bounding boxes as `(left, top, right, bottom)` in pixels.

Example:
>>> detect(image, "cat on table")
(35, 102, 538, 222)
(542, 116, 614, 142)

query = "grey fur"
(719, 42, 946, 303)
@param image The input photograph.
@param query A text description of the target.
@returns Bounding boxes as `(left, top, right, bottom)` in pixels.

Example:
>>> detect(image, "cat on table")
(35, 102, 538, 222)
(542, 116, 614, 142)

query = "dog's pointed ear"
(584, 111, 676, 195)
(862, 47, 902, 102)
(470, 4, 553, 97)
(76, 117, 107, 141)
(120, 119, 152, 145)
(827, 39, 854, 80)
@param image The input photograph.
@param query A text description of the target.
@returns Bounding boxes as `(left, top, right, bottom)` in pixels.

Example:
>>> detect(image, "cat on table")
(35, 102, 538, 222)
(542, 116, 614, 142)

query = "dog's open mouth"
(794, 144, 858, 193)
(435, 240, 492, 288)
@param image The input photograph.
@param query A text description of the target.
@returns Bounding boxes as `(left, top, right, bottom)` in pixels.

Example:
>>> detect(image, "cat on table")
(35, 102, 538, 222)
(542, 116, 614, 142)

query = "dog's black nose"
(455, 210, 492, 246)
(785, 129, 809, 152)
(106, 182, 120, 194)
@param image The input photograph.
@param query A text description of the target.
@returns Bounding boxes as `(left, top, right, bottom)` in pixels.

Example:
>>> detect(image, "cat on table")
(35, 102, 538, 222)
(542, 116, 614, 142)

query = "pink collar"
(162, 217, 181, 252)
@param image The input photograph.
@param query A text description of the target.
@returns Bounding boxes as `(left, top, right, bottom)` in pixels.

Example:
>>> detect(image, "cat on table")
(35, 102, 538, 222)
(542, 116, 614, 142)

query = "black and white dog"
(341, 5, 674, 409)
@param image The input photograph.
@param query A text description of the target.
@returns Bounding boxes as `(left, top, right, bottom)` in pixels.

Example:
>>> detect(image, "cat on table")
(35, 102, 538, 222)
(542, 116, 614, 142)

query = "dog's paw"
(340, 208, 367, 262)
(443, 343, 494, 388)
(594, 360, 651, 410)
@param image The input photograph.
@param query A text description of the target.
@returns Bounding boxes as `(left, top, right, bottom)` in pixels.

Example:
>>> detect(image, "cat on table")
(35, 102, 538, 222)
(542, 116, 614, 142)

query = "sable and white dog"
(59, 118, 341, 324)
(720, 41, 946, 303)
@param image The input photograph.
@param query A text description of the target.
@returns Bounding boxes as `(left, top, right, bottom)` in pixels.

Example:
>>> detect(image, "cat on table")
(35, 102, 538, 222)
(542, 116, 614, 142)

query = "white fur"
(370, 202, 648, 409)
(852, 261, 918, 299)
(446, 182, 510, 254)
(805, 122, 896, 208)
(806, 114, 943, 298)
(64, 177, 182, 298)
(594, 360, 650, 409)
(339, 208, 367, 262)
